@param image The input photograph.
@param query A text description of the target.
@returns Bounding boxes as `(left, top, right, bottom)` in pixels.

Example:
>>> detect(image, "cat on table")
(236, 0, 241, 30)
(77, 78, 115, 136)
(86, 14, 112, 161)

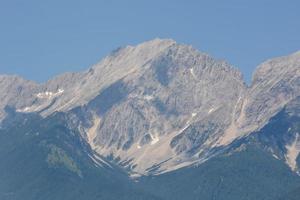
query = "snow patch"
(144, 95, 154, 101)
(176, 113, 197, 135)
(150, 133, 160, 145)
(88, 154, 103, 168)
(208, 108, 215, 114)
(190, 68, 196, 79)
(130, 173, 142, 179)
(16, 106, 32, 113)
(179, 124, 190, 134)
(94, 154, 112, 168)
(89, 153, 112, 168)
(36, 89, 64, 99)
(177, 114, 197, 134)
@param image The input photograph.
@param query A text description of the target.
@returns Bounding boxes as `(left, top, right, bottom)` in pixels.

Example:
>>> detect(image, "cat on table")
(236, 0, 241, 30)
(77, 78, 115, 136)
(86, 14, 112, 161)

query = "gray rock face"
(247, 96, 300, 174)
(216, 51, 300, 146)
(0, 75, 38, 121)
(248, 51, 300, 123)
(0, 39, 299, 175)
(284, 97, 300, 173)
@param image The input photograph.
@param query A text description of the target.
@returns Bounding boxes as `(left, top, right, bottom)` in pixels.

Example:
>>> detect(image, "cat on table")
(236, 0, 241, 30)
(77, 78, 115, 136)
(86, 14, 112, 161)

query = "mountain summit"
(0, 39, 299, 176)
(1, 39, 300, 200)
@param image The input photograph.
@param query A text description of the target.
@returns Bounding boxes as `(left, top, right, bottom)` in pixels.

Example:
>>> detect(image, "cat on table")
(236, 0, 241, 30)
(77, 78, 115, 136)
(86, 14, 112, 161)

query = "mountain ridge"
(0, 38, 299, 176)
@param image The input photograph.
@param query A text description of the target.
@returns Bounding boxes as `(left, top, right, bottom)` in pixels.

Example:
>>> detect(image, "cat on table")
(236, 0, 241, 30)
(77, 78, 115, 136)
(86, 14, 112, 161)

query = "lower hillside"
(138, 146, 300, 200)
(0, 111, 158, 200)
(0, 110, 300, 200)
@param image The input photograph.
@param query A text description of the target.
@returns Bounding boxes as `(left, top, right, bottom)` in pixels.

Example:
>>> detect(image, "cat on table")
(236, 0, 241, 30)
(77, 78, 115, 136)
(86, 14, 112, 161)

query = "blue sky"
(1, 0, 299, 83)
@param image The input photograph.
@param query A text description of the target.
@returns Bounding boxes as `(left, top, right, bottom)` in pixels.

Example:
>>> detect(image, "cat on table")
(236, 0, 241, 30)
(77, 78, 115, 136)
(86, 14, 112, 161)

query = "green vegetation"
(139, 146, 300, 200)
(0, 113, 159, 200)
(47, 144, 82, 177)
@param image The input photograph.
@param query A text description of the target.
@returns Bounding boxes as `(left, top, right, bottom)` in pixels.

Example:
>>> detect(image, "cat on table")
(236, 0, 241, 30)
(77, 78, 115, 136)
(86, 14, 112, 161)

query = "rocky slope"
(247, 96, 300, 174)
(0, 39, 299, 176)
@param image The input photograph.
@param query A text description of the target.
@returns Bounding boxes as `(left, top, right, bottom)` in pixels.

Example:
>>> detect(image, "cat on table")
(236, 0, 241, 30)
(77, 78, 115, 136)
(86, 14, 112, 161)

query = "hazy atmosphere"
(1, 0, 300, 83)
(1, 1, 300, 200)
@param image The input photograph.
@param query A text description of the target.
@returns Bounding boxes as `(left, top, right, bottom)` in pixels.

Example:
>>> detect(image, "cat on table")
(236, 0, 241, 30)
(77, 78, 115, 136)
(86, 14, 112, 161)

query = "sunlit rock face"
(0, 39, 299, 175)
(240, 51, 300, 133)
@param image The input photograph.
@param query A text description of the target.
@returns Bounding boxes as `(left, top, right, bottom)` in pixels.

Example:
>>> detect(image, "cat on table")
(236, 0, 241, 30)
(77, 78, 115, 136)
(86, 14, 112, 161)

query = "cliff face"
(0, 39, 299, 175)
(243, 51, 300, 130)
(217, 51, 300, 146)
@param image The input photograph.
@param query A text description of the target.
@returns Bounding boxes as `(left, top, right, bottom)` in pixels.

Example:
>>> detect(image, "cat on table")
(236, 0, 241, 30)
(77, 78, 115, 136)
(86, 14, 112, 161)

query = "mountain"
(0, 39, 300, 199)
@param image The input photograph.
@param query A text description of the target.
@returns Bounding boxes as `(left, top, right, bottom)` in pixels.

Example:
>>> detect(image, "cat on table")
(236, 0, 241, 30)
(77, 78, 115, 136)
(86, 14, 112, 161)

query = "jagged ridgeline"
(0, 39, 300, 200)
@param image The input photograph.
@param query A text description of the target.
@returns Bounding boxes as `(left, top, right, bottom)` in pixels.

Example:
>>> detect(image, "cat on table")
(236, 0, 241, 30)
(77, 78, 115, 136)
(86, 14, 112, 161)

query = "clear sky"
(1, 0, 299, 84)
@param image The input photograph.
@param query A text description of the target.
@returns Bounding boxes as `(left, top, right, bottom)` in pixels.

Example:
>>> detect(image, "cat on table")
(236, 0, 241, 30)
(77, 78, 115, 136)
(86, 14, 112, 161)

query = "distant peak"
(141, 38, 176, 45)
(0, 74, 23, 79)
(0, 74, 37, 84)
(135, 38, 176, 50)
(261, 50, 300, 65)
(106, 38, 176, 58)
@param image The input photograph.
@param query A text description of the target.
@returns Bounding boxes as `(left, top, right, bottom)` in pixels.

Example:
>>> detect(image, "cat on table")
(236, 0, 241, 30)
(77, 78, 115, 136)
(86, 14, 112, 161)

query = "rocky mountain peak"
(252, 51, 300, 86)
(240, 51, 300, 133)
(0, 39, 299, 176)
